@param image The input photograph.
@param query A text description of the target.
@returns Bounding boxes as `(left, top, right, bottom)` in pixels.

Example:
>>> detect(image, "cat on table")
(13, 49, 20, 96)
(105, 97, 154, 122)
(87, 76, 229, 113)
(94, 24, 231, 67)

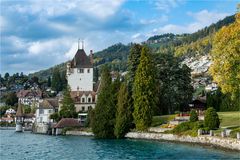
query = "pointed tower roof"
(16, 101, 24, 117)
(71, 49, 92, 68)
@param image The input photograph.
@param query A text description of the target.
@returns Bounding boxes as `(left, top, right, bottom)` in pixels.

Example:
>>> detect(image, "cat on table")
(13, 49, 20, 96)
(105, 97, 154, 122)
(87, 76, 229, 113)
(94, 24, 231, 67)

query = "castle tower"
(66, 49, 94, 91)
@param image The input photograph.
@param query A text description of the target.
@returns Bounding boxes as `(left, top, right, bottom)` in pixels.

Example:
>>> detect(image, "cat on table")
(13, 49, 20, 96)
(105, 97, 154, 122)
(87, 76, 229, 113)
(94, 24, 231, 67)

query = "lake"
(0, 130, 239, 160)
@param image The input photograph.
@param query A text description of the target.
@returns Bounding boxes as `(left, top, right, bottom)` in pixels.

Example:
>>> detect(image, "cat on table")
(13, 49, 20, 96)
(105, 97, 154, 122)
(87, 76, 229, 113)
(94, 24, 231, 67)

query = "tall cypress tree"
(92, 66, 116, 138)
(47, 76, 51, 87)
(133, 46, 157, 131)
(127, 44, 142, 93)
(114, 83, 133, 138)
(51, 68, 62, 92)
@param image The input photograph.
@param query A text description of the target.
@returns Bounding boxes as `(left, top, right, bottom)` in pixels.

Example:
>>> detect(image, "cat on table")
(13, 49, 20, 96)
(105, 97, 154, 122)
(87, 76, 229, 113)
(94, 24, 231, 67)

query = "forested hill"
(29, 14, 235, 80)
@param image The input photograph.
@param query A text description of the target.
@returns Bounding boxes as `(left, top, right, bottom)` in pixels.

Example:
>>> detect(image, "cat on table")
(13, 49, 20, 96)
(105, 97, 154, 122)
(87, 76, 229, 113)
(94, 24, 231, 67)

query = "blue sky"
(0, 0, 238, 74)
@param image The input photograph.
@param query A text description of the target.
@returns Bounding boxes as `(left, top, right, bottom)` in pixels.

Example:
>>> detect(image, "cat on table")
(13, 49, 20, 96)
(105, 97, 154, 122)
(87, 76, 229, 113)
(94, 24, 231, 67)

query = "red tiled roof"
(71, 49, 93, 68)
(39, 98, 59, 109)
(54, 118, 81, 128)
(17, 89, 42, 98)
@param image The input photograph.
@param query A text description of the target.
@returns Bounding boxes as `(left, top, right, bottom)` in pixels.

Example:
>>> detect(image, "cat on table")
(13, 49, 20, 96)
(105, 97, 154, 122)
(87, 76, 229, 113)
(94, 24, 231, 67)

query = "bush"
(229, 127, 240, 138)
(204, 107, 220, 129)
(190, 109, 198, 122)
(167, 121, 204, 136)
(50, 112, 60, 122)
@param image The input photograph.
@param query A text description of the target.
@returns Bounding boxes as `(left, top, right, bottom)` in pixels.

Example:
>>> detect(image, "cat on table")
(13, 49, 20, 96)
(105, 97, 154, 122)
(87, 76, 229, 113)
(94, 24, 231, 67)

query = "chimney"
(90, 50, 94, 64)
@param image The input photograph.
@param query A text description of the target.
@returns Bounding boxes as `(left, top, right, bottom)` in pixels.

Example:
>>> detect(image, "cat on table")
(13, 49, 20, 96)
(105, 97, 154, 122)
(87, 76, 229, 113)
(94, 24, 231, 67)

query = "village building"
(17, 89, 42, 107)
(35, 98, 59, 124)
(5, 108, 16, 115)
(53, 118, 81, 135)
(189, 97, 206, 117)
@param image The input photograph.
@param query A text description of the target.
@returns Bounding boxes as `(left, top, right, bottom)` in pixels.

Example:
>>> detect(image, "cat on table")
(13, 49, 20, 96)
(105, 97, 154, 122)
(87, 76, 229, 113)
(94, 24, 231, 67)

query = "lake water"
(0, 130, 239, 160)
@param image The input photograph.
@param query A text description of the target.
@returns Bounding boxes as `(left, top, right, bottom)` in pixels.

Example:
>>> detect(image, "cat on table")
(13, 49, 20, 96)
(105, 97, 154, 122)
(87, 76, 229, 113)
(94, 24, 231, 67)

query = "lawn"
(151, 114, 176, 127)
(217, 111, 240, 128)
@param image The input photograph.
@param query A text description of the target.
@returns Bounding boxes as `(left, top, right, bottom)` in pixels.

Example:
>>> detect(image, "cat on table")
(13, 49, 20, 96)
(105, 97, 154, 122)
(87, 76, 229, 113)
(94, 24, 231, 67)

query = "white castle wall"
(67, 68, 93, 91)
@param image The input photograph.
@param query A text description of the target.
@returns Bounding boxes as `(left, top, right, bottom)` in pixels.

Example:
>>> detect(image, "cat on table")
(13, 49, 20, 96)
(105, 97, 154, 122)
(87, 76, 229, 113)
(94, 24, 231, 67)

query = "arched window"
(82, 97, 85, 103)
(88, 98, 91, 103)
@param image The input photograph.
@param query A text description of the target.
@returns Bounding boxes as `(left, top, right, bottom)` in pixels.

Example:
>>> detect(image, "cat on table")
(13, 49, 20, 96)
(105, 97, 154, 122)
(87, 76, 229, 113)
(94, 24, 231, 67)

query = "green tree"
(5, 92, 18, 106)
(50, 112, 61, 122)
(209, 11, 240, 99)
(114, 83, 133, 138)
(47, 76, 51, 87)
(127, 44, 142, 93)
(51, 68, 62, 92)
(24, 106, 31, 114)
(4, 72, 9, 80)
(206, 88, 222, 111)
(190, 109, 198, 122)
(59, 86, 76, 118)
(133, 46, 157, 131)
(156, 53, 193, 114)
(204, 107, 220, 129)
(92, 66, 117, 138)
(93, 67, 99, 82)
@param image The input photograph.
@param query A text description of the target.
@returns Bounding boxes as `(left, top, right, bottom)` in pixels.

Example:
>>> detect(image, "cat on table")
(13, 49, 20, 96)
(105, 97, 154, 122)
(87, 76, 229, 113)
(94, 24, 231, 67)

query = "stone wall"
(33, 123, 49, 134)
(125, 132, 240, 151)
(66, 130, 94, 136)
(148, 127, 172, 133)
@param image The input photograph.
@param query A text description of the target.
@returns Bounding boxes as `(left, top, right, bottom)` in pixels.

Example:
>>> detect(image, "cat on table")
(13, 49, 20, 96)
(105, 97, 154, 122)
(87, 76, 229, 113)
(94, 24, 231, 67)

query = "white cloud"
(48, 22, 76, 33)
(140, 15, 168, 25)
(11, 0, 125, 20)
(187, 10, 228, 25)
(27, 37, 74, 56)
(131, 33, 147, 43)
(154, 0, 184, 12)
(0, 16, 8, 31)
(151, 10, 230, 34)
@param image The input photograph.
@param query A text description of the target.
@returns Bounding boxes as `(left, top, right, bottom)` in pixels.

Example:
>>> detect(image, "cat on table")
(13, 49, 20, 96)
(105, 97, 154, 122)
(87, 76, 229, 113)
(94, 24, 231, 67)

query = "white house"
(17, 89, 42, 107)
(5, 108, 16, 114)
(35, 98, 59, 124)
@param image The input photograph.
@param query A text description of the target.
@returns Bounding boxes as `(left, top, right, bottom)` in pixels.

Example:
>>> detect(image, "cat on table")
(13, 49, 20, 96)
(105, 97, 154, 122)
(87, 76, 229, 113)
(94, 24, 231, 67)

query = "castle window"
(88, 106, 92, 110)
(82, 106, 85, 111)
(82, 98, 85, 103)
(77, 69, 84, 73)
(87, 69, 90, 73)
(88, 98, 91, 103)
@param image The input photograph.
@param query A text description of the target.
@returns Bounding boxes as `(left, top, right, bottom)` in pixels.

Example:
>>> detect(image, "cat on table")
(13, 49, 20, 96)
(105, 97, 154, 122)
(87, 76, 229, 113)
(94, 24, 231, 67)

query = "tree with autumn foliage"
(209, 8, 240, 101)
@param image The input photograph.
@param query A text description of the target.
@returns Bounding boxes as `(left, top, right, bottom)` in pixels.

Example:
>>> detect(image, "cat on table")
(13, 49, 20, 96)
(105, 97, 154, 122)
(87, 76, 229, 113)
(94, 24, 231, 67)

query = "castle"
(66, 47, 99, 115)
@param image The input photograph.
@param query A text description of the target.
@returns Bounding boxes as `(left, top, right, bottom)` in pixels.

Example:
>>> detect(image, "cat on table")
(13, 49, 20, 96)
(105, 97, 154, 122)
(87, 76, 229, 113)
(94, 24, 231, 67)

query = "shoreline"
(66, 130, 240, 151)
(125, 132, 240, 151)
(0, 126, 15, 130)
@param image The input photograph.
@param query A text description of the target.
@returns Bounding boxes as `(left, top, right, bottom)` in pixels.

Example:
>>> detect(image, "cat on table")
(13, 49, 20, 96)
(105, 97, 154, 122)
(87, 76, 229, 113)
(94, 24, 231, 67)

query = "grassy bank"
(217, 111, 240, 128)
(151, 114, 175, 127)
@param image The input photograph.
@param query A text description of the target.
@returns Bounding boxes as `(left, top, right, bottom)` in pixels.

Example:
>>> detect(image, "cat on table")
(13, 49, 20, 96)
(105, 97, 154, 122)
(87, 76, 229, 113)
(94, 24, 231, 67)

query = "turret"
(66, 61, 71, 76)
(89, 50, 94, 65)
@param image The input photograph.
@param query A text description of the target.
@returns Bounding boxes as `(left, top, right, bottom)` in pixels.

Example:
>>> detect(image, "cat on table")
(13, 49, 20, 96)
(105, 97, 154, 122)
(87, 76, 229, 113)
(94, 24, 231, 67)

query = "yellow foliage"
(174, 36, 212, 57)
(209, 12, 240, 98)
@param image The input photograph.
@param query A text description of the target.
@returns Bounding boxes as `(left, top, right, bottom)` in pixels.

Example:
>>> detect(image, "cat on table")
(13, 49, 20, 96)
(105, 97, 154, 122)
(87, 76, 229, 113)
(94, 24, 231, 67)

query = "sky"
(0, 0, 238, 75)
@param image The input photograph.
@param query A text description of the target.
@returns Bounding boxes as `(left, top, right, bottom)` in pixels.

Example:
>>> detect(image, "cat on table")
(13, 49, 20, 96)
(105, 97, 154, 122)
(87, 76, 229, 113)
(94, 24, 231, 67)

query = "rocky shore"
(125, 132, 240, 151)
(65, 130, 240, 151)
(66, 130, 94, 136)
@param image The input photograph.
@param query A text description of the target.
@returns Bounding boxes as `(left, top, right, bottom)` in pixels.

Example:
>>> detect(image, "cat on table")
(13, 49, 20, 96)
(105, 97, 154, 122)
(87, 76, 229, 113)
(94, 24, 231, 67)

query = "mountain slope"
(29, 14, 235, 80)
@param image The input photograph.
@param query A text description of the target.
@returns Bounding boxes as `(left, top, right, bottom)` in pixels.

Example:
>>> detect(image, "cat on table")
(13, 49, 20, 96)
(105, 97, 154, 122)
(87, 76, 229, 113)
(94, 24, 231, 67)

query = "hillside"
(29, 14, 235, 80)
